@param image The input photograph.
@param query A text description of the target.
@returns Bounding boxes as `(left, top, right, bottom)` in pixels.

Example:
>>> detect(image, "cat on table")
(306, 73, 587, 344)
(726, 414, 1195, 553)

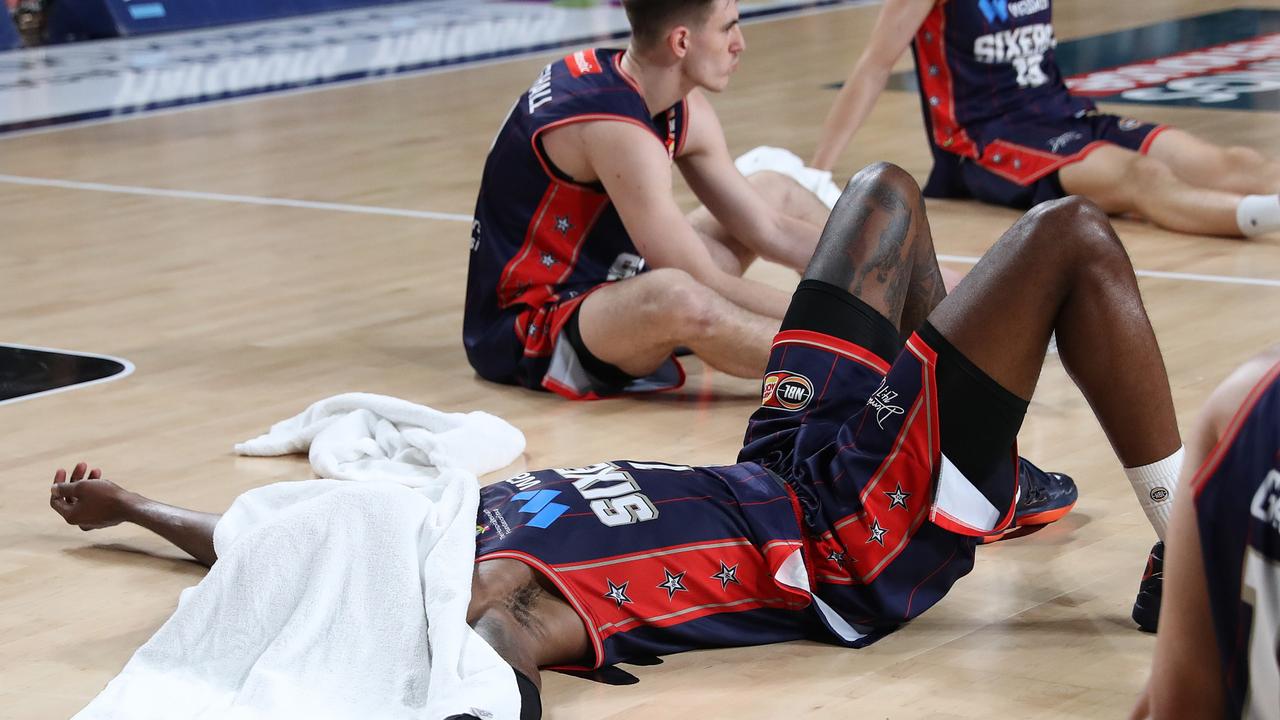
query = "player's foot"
(1132, 541, 1164, 633)
(980, 458, 1077, 544)
(48, 462, 134, 530)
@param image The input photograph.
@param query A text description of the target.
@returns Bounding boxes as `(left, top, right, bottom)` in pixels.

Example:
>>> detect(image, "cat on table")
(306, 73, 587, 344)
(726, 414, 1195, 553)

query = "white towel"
(74, 394, 528, 720)
(735, 145, 844, 209)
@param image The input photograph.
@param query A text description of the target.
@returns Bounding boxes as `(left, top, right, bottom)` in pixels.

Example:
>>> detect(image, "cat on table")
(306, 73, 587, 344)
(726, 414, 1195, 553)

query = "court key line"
(2, 172, 1276, 289)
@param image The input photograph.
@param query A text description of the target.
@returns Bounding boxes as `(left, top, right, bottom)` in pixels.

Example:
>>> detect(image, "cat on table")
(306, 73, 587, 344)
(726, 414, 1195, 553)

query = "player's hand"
(49, 462, 130, 531)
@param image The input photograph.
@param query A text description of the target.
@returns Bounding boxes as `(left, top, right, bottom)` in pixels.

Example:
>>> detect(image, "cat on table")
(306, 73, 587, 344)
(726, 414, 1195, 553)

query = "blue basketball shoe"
(980, 458, 1078, 544)
(1131, 541, 1163, 633)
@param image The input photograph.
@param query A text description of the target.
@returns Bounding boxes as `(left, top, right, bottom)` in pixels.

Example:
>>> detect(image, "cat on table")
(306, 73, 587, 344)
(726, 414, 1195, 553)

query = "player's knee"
(1020, 196, 1124, 267)
(844, 161, 920, 199)
(1051, 196, 1132, 273)
(1224, 145, 1264, 167)
(626, 268, 717, 337)
(1125, 155, 1175, 190)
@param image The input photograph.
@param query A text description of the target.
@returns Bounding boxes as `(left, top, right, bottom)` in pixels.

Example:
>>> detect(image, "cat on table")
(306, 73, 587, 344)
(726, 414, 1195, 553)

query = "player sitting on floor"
(1131, 345, 1280, 720)
(810, 0, 1280, 239)
(51, 163, 1181, 719)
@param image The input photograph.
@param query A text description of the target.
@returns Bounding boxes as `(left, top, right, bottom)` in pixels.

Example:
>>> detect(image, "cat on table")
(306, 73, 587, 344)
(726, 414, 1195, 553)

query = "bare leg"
(1146, 128, 1280, 196)
(687, 171, 830, 274)
(50, 462, 220, 566)
(575, 268, 778, 378)
(801, 162, 946, 341)
(926, 197, 1181, 465)
(1059, 145, 1246, 237)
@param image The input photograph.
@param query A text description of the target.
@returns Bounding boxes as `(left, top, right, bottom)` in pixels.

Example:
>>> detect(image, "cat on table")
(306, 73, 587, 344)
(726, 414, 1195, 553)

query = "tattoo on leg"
(849, 185, 911, 316)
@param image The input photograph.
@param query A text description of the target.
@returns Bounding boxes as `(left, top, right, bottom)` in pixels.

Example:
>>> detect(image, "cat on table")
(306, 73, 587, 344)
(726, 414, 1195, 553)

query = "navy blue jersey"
(475, 460, 814, 669)
(1194, 361, 1280, 719)
(463, 48, 689, 388)
(911, 0, 1093, 162)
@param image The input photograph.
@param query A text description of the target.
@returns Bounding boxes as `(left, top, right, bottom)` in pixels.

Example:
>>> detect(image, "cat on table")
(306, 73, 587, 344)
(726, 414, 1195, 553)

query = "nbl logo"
(761, 372, 814, 411)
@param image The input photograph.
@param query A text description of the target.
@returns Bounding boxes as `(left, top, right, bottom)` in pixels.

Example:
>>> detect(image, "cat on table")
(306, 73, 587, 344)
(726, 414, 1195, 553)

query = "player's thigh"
(924, 197, 1119, 399)
(1057, 144, 1143, 213)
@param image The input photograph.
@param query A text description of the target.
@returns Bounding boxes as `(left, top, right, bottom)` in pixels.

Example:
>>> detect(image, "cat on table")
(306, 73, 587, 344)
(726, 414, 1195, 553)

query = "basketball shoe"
(980, 458, 1078, 544)
(1131, 541, 1164, 633)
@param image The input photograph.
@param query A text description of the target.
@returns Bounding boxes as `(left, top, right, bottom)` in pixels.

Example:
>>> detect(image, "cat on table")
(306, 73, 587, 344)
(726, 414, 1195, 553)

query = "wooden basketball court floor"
(2, 0, 1279, 717)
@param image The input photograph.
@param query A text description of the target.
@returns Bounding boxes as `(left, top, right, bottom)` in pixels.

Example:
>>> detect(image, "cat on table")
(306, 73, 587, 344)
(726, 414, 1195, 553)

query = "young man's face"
(683, 0, 745, 92)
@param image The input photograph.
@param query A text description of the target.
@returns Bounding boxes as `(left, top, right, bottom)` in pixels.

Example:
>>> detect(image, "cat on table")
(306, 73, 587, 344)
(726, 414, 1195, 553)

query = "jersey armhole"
(530, 114, 666, 192)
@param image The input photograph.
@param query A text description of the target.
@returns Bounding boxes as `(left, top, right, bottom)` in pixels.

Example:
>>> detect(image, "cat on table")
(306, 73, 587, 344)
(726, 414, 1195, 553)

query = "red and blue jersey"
(463, 48, 689, 389)
(475, 460, 815, 669)
(910, 0, 1094, 159)
(1193, 360, 1280, 719)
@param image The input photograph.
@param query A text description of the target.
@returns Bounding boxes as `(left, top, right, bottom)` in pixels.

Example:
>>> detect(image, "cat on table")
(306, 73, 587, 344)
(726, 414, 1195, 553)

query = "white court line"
(0, 174, 473, 222)
(2, 173, 1276, 289)
(0, 343, 135, 407)
(937, 253, 1280, 288)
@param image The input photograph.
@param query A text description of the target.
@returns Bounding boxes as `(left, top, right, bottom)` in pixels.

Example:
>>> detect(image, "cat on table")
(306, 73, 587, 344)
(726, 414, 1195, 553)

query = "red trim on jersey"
(566, 48, 602, 78)
(613, 50, 642, 93)
(975, 138, 1111, 185)
(1138, 124, 1171, 155)
(915, 0, 980, 159)
(1192, 359, 1280, 499)
(475, 550, 605, 670)
(546, 538, 809, 646)
(530, 113, 668, 184)
(772, 329, 892, 375)
(822, 336, 939, 584)
(673, 98, 690, 157)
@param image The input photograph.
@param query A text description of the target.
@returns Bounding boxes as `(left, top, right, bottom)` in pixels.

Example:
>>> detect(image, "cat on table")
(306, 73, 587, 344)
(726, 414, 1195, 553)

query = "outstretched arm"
(50, 462, 220, 567)
(810, 0, 936, 172)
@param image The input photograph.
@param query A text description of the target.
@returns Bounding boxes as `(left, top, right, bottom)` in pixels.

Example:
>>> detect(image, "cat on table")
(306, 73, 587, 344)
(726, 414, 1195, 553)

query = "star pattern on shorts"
(711, 561, 740, 590)
(657, 568, 689, 600)
(555, 216, 573, 234)
(866, 518, 888, 546)
(826, 550, 846, 564)
(884, 483, 911, 510)
(526, 322, 539, 336)
(604, 579, 633, 608)
(540, 252, 557, 268)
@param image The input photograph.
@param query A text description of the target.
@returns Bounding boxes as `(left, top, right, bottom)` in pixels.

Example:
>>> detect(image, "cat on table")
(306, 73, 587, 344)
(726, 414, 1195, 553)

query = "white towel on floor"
(74, 394, 528, 720)
(735, 145, 844, 209)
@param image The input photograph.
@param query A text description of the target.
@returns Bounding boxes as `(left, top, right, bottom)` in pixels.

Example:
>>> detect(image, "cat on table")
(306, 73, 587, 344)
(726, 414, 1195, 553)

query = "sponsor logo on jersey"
(510, 488, 570, 529)
(978, 0, 1048, 24)
(1066, 32, 1280, 107)
(1250, 469, 1280, 533)
(566, 49, 602, 78)
(761, 371, 814, 411)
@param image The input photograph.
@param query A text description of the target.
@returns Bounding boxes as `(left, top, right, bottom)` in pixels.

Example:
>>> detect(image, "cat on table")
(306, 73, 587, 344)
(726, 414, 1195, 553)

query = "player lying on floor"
(50, 163, 1183, 719)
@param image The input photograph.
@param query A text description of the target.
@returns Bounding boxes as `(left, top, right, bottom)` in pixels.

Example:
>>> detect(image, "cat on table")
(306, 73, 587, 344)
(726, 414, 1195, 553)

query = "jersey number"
(1013, 55, 1048, 88)
(1241, 546, 1280, 720)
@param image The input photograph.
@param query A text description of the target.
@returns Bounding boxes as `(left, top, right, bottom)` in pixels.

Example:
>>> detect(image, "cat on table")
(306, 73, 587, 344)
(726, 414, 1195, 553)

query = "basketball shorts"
(926, 112, 1167, 208)
(468, 289, 684, 401)
(473, 460, 814, 670)
(737, 280, 1030, 642)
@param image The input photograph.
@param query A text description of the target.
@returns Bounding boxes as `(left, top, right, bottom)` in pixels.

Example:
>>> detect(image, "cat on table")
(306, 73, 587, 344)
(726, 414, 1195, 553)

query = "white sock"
(1236, 195, 1280, 237)
(1123, 446, 1184, 541)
